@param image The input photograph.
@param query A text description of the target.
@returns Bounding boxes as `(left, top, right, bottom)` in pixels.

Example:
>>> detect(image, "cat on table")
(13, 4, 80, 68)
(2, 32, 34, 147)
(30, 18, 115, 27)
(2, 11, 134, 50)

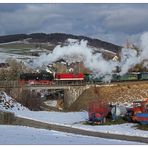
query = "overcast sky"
(0, 3, 148, 45)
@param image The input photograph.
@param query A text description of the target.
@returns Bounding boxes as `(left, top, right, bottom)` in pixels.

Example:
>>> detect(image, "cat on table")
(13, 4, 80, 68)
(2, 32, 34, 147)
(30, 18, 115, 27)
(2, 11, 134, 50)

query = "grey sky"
(0, 3, 148, 45)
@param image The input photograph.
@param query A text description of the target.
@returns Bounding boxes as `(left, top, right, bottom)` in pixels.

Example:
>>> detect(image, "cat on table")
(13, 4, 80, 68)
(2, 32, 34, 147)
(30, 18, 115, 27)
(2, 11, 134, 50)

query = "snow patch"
(0, 91, 29, 111)
(44, 100, 57, 107)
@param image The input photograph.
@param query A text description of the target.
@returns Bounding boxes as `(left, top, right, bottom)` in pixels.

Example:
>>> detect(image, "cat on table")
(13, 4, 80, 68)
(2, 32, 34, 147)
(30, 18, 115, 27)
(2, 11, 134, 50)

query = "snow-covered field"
(0, 125, 144, 145)
(13, 110, 148, 138)
(0, 91, 148, 144)
(0, 51, 37, 63)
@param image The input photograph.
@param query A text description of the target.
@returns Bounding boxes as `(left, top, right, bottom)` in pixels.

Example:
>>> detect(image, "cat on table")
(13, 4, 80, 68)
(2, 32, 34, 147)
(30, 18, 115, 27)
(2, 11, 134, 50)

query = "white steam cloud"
(32, 33, 148, 81)
(119, 48, 140, 75)
(119, 32, 148, 75)
(33, 39, 118, 80)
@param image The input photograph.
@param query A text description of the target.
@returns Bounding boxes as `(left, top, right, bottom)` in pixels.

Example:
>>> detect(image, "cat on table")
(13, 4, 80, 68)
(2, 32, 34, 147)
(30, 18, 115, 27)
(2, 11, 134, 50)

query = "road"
(12, 116, 148, 144)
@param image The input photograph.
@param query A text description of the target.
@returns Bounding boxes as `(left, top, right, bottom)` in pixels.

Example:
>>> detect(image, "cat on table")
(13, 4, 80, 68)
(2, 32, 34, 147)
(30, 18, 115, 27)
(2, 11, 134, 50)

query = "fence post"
(0, 111, 15, 124)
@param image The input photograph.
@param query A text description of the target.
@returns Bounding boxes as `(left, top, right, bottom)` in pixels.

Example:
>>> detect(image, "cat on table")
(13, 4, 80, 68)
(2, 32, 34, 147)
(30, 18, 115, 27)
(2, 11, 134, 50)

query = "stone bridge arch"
(64, 85, 91, 109)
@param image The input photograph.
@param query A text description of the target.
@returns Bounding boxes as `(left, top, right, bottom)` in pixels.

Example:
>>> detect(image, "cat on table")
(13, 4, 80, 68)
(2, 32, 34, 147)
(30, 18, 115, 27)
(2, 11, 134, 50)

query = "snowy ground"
(0, 51, 36, 63)
(0, 91, 29, 111)
(0, 92, 148, 144)
(0, 125, 145, 145)
(13, 110, 148, 138)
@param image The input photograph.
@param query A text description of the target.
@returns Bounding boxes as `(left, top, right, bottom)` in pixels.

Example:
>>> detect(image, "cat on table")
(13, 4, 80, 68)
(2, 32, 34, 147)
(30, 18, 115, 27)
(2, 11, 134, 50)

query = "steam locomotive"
(19, 71, 148, 85)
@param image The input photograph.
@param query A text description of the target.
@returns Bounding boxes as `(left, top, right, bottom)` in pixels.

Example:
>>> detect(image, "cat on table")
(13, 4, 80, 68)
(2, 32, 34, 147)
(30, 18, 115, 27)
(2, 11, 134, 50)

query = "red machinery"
(131, 98, 148, 124)
(54, 73, 84, 81)
(88, 101, 110, 124)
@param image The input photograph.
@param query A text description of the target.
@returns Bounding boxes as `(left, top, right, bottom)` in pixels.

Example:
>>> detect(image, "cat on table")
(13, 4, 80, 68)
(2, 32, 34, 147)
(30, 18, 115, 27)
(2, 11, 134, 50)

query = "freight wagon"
(138, 72, 148, 80)
(118, 73, 139, 81)
(85, 72, 148, 83)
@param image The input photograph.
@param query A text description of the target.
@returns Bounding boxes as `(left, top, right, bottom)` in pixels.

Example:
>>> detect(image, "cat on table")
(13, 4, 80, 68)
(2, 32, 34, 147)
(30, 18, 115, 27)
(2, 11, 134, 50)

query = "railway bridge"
(0, 81, 102, 108)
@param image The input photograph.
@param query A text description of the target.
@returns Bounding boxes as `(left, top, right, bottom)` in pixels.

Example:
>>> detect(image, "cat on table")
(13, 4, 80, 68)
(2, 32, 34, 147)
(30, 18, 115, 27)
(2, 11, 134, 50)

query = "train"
(19, 71, 148, 85)
(85, 72, 148, 83)
(19, 72, 85, 85)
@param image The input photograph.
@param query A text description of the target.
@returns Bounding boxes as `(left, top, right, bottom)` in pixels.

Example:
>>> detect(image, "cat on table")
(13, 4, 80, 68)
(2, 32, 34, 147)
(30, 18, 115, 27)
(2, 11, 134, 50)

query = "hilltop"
(0, 33, 121, 54)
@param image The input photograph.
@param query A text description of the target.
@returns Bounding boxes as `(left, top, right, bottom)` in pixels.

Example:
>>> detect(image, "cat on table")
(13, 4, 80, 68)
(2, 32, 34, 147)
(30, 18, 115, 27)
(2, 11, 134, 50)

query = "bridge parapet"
(0, 81, 86, 89)
(0, 81, 19, 88)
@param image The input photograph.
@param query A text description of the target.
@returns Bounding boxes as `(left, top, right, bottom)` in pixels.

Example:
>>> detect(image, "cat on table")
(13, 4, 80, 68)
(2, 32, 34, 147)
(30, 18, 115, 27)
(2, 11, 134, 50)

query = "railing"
(0, 80, 87, 88)
(0, 81, 20, 88)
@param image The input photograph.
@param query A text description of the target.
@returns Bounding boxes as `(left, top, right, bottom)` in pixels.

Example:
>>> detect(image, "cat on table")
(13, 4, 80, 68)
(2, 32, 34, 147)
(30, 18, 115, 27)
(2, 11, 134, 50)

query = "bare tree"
(0, 58, 33, 80)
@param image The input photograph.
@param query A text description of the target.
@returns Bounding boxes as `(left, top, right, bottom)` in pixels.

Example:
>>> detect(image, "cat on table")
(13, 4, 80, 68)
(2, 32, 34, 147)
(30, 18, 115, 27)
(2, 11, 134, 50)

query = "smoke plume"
(33, 39, 118, 80)
(119, 32, 148, 75)
(119, 48, 140, 75)
(32, 33, 148, 81)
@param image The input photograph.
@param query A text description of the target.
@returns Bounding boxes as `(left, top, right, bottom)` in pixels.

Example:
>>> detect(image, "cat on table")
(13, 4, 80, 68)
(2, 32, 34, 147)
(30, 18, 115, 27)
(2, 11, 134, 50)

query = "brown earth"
(69, 81, 148, 111)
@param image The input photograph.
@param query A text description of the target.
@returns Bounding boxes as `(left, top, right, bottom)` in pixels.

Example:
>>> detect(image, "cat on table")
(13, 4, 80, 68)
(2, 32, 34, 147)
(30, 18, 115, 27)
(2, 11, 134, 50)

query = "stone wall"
(64, 85, 90, 109)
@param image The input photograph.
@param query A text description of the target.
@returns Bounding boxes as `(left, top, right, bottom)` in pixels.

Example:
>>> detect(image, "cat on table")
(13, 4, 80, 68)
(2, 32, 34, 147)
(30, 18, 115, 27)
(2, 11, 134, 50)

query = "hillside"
(69, 81, 148, 111)
(0, 33, 122, 54)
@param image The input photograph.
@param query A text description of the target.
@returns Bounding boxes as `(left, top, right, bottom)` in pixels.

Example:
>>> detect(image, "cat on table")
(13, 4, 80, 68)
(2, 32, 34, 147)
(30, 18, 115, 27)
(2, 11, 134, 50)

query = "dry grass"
(68, 81, 148, 111)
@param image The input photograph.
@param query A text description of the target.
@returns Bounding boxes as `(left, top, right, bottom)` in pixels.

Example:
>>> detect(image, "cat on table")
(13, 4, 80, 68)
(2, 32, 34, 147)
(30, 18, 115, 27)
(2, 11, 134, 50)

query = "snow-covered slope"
(0, 91, 29, 111)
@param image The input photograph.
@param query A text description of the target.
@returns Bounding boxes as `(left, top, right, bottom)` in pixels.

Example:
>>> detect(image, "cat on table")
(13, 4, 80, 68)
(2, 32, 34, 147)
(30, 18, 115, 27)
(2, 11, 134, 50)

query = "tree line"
(0, 33, 121, 53)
